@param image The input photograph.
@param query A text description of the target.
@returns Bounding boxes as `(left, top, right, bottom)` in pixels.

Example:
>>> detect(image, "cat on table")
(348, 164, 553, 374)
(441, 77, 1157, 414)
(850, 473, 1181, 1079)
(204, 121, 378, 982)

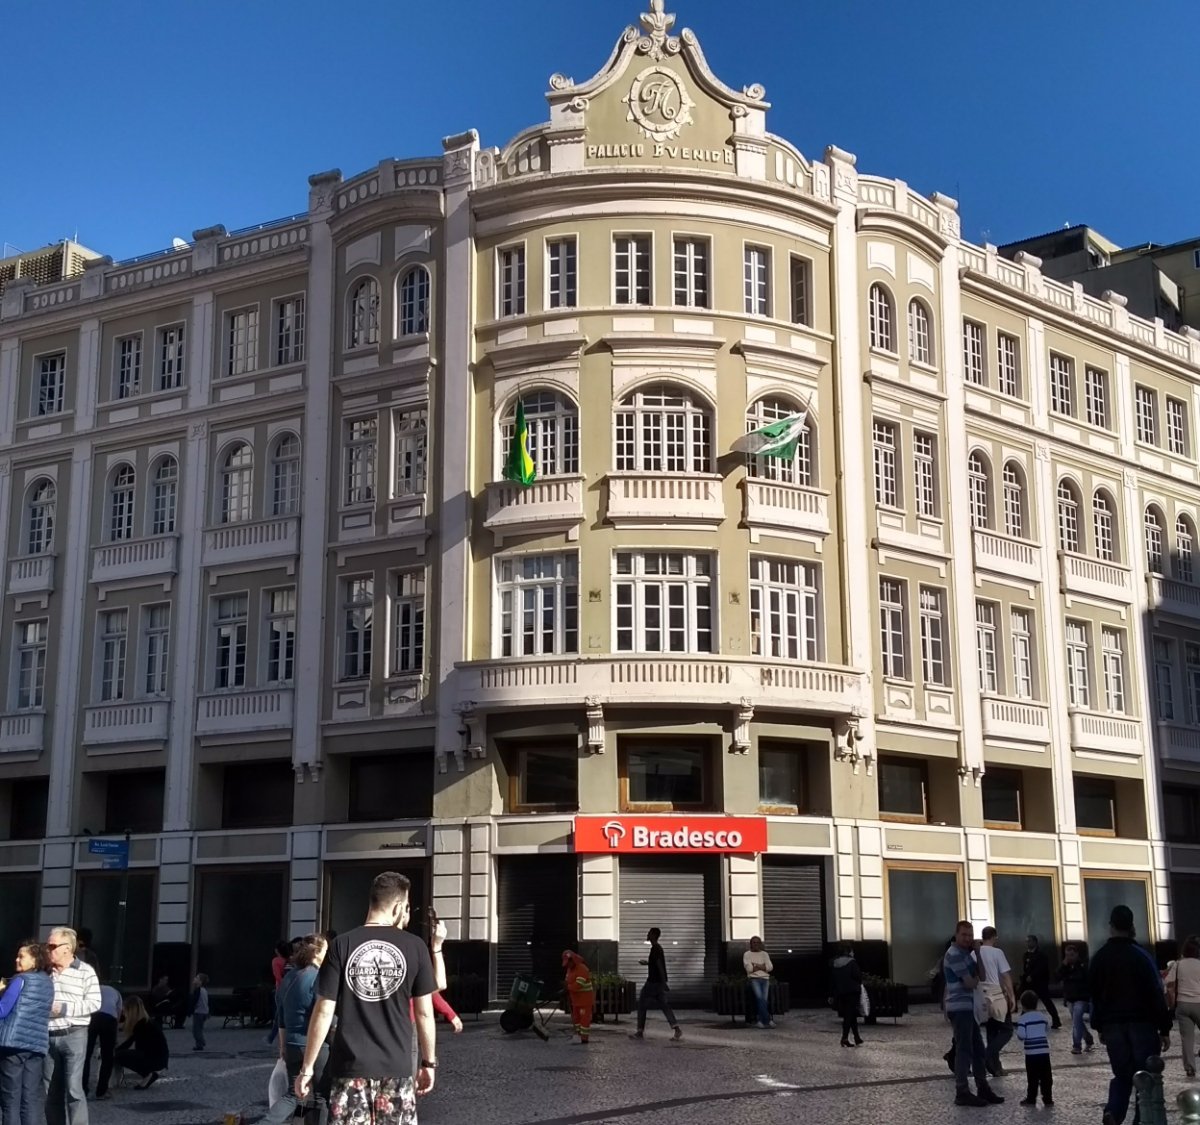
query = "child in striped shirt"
(1015, 990, 1053, 1106)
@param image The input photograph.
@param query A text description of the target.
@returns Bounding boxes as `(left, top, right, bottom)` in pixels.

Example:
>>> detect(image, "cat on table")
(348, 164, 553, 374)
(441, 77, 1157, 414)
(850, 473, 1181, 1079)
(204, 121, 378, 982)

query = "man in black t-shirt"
(630, 926, 683, 1041)
(295, 872, 445, 1124)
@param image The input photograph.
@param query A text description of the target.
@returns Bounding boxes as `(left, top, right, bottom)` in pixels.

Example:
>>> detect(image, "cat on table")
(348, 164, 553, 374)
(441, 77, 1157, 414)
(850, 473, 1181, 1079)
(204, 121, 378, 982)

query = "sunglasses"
(45, 943, 67, 952)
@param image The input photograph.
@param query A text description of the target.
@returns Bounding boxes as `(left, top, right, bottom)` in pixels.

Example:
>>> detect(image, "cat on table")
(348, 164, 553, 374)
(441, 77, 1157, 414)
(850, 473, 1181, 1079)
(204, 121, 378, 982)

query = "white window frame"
(15, 619, 49, 709)
(1154, 638, 1176, 722)
(142, 603, 171, 697)
(1085, 366, 1109, 429)
(1187, 642, 1200, 724)
(213, 593, 249, 690)
(108, 465, 136, 542)
(1065, 620, 1091, 709)
(115, 333, 143, 400)
(913, 431, 938, 518)
(265, 587, 296, 686)
(1145, 507, 1165, 574)
(963, 320, 985, 386)
(1057, 482, 1080, 553)
(392, 407, 428, 498)
(789, 255, 812, 327)
(497, 554, 578, 659)
(1102, 627, 1127, 714)
(343, 417, 378, 506)
(35, 352, 66, 416)
(872, 420, 899, 508)
(672, 237, 710, 309)
(274, 294, 306, 365)
(1049, 352, 1074, 417)
(226, 306, 259, 377)
(1010, 608, 1034, 700)
(868, 284, 894, 352)
(98, 608, 129, 703)
(26, 478, 56, 555)
(1177, 517, 1194, 583)
(614, 385, 712, 474)
(497, 245, 527, 318)
(397, 266, 431, 336)
(219, 444, 254, 525)
(743, 245, 771, 317)
(908, 300, 933, 365)
(157, 323, 185, 391)
(996, 332, 1020, 397)
(749, 557, 820, 662)
(919, 586, 948, 686)
(347, 278, 380, 348)
(967, 452, 990, 529)
(1003, 462, 1025, 539)
(499, 392, 578, 479)
(613, 552, 714, 655)
(391, 571, 427, 675)
(150, 456, 179, 536)
(1167, 396, 1189, 456)
(1135, 385, 1158, 445)
(1093, 491, 1116, 563)
(341, 577, 374, 681)
(546, 238, 577, 311)
(613, 234, 652, 306)
(745, 398, 812, 487)
(975, 600, 999, 694)
(270, 434, 301, 517)
(879, 577, 908, 680)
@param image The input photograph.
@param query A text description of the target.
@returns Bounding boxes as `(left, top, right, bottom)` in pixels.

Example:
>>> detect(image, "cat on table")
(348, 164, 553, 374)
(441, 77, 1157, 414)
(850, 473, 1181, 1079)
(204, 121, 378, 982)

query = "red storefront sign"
(574, 815, 767, 855)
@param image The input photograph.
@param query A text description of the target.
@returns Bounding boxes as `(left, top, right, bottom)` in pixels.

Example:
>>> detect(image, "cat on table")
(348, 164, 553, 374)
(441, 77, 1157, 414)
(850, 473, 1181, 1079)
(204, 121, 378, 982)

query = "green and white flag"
(732, 409, 808, 459)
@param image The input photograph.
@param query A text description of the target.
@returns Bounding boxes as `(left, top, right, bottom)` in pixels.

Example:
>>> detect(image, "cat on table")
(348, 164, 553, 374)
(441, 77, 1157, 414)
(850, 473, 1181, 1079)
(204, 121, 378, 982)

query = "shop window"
(1074, 776, 1117, 835)
(104, 770, 164, 835)
(982, 769, 1024, 829)
(8, 778, 48, 840)
(76, 871, 156, 988)
(1165, 786, 1200, 844)
(348, 753, 434, 822)
(758, 742, 807, 813)
(197, 869, 285, 988)
(991, 872, 1057, 968)
(886, 866, 960, 986)
(1083, 876, 1150, 954)
(507, 745, 578, 812)
(621, 741, 708, 811)
(878, 756, 928, 822)
(221, 761, 294, 829)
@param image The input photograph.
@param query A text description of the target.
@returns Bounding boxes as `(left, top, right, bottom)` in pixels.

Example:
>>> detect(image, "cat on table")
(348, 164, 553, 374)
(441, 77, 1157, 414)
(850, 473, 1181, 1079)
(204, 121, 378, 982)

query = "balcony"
(973, 531, 1041, 583)
(1158, 722, 1200, 766)
(981, 696, 1051, 744)
(604, 473, 724, 527)
(742, 480, 829, 539)
(82, 700, 171, 746)
(202, 517, 299, 569)
(0, 712, 44, 755)
(484, 476, 584, 543)
(1059, 552, 1132, 602)
(1147, 574, 1200, 624)
(7, 554, 54, 598)
(196, 687, 294, 736)
(1069, 709, 1143, 758)
(91, 535, 178, 585)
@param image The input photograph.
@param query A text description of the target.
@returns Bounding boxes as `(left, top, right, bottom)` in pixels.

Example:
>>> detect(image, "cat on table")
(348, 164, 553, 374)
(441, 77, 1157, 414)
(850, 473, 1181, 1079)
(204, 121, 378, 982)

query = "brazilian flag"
(503, 398, 536, 486)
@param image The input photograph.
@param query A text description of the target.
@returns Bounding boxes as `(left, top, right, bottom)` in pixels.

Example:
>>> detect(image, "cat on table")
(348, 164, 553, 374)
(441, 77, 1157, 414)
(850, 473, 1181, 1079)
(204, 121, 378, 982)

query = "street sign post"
(88, 833, 131, 984)
(87, 838, 129, 870)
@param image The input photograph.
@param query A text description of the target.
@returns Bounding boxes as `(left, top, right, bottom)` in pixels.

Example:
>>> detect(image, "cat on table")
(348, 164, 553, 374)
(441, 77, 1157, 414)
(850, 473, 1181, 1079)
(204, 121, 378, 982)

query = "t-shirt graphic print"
(318, 924, 435, 1082)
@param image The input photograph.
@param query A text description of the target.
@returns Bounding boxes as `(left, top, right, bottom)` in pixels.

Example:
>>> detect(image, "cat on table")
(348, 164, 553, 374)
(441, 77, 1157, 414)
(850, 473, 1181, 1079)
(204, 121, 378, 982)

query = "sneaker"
(956, 1092, 988, 1107)
(1020, 1099, 1037, 1107)
(672, 1026, 683, 1041)
(1085, 1043, 1095, 1053)
(768, 1021, 777, 1029)
(1072, 1047, 1083, 1055)
(628, 1032, 644, 1040)
(980, 1089, 1005, 1105)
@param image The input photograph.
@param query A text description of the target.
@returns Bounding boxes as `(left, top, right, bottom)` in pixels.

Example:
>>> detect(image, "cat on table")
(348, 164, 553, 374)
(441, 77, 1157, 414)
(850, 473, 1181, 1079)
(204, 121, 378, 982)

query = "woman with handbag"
(831, 942, 864, 1047)
(263, 933, 329, 1124)
(1167, 935, 1200, 1078)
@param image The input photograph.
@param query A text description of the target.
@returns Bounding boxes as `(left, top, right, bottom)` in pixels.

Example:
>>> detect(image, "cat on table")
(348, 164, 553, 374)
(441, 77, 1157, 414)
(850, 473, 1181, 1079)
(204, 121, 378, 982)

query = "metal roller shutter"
(495, 855, 578, 998)
(618, 857, 720, 1005)
(761, 858, 825, 953)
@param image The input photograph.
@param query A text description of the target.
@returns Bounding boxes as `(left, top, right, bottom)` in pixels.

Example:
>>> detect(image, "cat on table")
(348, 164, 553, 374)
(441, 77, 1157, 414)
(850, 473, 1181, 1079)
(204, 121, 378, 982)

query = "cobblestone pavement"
(81, 1006, 1200, 1124)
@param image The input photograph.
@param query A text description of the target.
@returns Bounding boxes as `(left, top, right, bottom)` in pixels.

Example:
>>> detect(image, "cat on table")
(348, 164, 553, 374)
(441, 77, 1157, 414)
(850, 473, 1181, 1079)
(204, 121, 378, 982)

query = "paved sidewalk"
(80, 1006, 1199, 1124)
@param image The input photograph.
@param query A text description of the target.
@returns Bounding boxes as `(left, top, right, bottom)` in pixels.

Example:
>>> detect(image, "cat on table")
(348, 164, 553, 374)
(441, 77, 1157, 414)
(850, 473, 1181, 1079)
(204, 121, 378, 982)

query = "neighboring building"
(2, 3, 1199, 998)
(0, 239, 102, 296)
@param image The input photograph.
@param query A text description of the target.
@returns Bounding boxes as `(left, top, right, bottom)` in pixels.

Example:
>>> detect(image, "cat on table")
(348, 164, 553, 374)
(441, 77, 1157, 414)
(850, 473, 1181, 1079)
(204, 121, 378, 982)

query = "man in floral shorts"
(295, 872, 442, 1123)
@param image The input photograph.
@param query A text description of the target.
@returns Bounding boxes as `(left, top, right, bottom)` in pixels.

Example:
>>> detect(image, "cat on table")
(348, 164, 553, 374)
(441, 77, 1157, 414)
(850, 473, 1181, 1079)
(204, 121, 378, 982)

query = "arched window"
(745, 398, 814, 487)
(1093, 490, 1118, 562)
(109, 465, 136, 542)
(1145, 506, 1166, 575)
(270, 434, 301, 516)
(26, 479, 56, 555)
(868, 284, 894, 352)
(220, 443, 254, 524)
(397, 266, 431, 337)
(1057, 481, 1081, 553)
(1177, 515, 1195, 583)
(967, 451, 991, 529)
(615, 383, 713, 473)
(908, 299, 934, 365)
(150, 456, 178, 536)
(499, 391, 578, 479)
(1002, 461, 1026, 539)
(347, 277, 380, 349)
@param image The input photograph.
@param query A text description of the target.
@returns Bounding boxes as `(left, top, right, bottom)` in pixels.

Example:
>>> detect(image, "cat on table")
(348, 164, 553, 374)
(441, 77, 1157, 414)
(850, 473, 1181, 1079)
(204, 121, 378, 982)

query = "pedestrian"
(1015, 990, 1053, 1107)
(149, 975, 173, 1028)
(262, 933, 329, 1125)
(82, 978, 121, 1100)
(1166, 934, 1200, 1078)
(562, 951, 595, 1045)
(943, 919, 1005, 1107)
(73, 930, 100, 974)
(629, 927, 683, 1042)
(0, 939, 54, 1125)
(295, 871, 443, 1124)
(1088, 904, 1172, 1125)
(1019, 935, 1062, 1030)
(44, 926, 102, 1125)
(1056, 943, 1095, 1055)
(113, 996, 169, 1090)
(188, 973, 209, 1051)
(978, 927, 1017, 1077)
(744, 936, 776, 1030)
(266, 940, 294, 1046)
(831, 941, 863, 1047)
(432, 992, 463, 1034)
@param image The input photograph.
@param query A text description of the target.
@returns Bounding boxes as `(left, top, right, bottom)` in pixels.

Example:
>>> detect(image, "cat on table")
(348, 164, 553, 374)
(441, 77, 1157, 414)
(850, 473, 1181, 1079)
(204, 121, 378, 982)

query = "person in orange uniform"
(562, 951, 595, 1045)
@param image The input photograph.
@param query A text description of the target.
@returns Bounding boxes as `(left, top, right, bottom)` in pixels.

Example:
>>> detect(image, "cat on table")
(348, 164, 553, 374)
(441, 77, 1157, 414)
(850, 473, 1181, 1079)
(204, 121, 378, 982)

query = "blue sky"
(3, 0, 1198, 262)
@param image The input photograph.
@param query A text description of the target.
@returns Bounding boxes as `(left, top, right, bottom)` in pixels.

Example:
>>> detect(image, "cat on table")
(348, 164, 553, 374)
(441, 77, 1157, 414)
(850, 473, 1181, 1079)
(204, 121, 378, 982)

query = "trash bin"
(509, 973, 543, 1007)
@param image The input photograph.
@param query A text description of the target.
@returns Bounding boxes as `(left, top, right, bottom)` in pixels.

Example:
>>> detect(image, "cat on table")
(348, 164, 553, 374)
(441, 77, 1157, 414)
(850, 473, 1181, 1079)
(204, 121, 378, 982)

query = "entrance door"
(495, 855, 578, 998)
(761, 857, 826, 1003)
(618, 857, 719, 1005)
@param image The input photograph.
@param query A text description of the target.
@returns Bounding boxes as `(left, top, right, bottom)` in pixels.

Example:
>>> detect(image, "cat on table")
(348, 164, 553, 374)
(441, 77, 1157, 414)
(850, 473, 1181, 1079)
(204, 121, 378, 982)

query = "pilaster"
(0, 338, 17, 446)
(157, 835, 192, 943)
(288, 828, 322, 934)
(727, 854, 761, 941)
(855, 824, 885, 942)
(579, 853, 617, 942)
(431, 823, 467, 941)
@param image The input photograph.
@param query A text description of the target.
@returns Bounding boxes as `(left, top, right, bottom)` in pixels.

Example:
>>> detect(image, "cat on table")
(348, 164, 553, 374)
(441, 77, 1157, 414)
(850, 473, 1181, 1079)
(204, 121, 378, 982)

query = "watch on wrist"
(420, 1059, 437, 1069)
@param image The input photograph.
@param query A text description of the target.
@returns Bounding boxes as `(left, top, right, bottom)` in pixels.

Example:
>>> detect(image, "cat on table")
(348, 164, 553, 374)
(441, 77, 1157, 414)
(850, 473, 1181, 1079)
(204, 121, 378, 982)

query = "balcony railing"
(485, 476, 584, 542)
(202, 517, 299, 569)
(1148, 574, 1200, 623)
(1069, 709, 1143, 757)
(91, 536, 178, 585)
(196, 687, 294, 736)
(0, 711, 45, 754)
(1159, 722, 1200, 766)
(605, 473, 724, 526)
(742, 480, 830, 537)
(82, 700, 171, 746)
(7, 554, 55, 598)
(973, 531, 1041, 583)
(981, 696, 1051, 744)
(1059, 552, 1132, 602)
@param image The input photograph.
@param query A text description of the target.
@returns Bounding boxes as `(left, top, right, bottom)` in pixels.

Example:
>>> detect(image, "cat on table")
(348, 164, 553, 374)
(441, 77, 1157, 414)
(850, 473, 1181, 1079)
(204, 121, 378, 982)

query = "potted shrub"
(591, 972, 635, 1021)
(444, 973, 488, 1018)
(861, 973, 909, 1024)
(712, 974, 790, 1024)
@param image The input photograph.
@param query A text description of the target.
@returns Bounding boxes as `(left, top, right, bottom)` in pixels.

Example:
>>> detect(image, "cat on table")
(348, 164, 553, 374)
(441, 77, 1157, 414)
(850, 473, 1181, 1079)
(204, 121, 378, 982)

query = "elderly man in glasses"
(43, 928, 101, 1125)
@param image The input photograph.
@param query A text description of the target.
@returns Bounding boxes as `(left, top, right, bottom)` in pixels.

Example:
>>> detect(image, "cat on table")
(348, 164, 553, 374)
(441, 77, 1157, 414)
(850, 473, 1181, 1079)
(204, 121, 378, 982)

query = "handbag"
(858, 984, 871, 1018)
(267, 1058, 289, 1107)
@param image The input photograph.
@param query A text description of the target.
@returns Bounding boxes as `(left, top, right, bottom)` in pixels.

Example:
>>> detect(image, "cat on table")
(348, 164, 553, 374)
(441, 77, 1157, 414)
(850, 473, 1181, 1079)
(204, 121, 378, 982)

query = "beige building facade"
(1, 4, 1199, 997)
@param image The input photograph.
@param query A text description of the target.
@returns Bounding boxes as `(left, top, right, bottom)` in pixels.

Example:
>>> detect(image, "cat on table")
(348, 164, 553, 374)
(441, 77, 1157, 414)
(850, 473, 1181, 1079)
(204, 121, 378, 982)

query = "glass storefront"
(886, 865, 961, 986)
(1084, 876, 1151, 953)
(76, 871, 156, 988)
(196, 868, 286, 988)
(991, 871, 1058, 971)
(325, 862, 429, 941)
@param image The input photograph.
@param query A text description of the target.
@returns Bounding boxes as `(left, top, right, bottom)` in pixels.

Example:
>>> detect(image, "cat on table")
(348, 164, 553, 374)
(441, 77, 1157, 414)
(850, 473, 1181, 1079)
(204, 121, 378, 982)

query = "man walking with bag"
(978, 927, 1017, 1076)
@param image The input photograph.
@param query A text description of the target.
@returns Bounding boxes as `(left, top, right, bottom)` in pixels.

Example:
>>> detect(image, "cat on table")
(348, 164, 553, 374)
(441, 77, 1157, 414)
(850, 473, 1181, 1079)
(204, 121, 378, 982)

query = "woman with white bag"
(831, 942, 864, 1047)
(263, 934, 329, 1124)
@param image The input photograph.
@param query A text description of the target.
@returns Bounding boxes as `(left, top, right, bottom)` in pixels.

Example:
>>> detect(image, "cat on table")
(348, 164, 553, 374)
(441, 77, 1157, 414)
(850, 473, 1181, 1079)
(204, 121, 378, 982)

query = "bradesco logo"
(574, 816, 767, 854)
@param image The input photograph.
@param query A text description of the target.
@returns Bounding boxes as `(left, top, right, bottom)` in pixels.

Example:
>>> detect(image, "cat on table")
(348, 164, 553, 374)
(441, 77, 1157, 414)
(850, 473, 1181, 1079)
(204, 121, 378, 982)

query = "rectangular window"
(344, 417, 377, 505)
(157, 324, 185, 391)
(392, 408, 427, 498)
(16, 620, 49, 709)
(614, 552, 713, 655)
(997, 332, 1020, 397)
(1049, 352, 1074, 416)
(142, 604, 171, 697)
(1065, 620, 1091, 709)
(919, 587, 948, 686)
(758, 741, 807, 811)
(341, 578, 373, 681)
(275, 296, 305, 365)
(913, 431, 938, 517)
(1075, 777, 1117, 834)
(347, 753, 434, 822)
(498, 554, 578, 658)
(226, 307, 259, 377)
(1164, 786, 1200, 844)
(743, 245, 771, 316)
(1167, 396, 1188, 456)
(213, 595, 248, 690)
(614, 235, 652, 305)
(1003, 465, 1025, 538)
(391, 571, 426, 675)
(982, 769, 1024, 828)
(963, 321, 985, 386)
(789, 256, 812, 327)
(265, 588, 296, 686)
(672, 238, 710, 309)
(1135, 385, 1157, 445)
(36, 352, 66, 416)
(975, 601, 999, 694)
(546, 238, 577, 310)
(115, 334, 142, 400)
(749, 557, 819, 661)
(1084, 366, 1109, 429)
(510, 746, 578, 811)
(872, 421, 898, 507)
(1102, 628, 1126, 714)
(498, 246, 526, 317)
(98, 609, 128, 702)
(1010, 609, 1034, 700)
(1188, 643, 1200, 723)
(624, 742, 707, 809)
(878, 756, 927, 820)
(879, 577, 908, 680)
(1154, 638, 1176, 722)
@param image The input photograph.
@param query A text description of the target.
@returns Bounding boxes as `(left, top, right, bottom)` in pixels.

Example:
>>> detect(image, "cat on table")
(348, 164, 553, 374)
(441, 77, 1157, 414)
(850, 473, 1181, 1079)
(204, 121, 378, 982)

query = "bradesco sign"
(574, 816, 767, 855)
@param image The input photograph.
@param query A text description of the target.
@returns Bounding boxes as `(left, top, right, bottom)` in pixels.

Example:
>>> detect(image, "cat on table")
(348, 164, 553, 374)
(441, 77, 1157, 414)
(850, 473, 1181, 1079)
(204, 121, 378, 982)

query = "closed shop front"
(1172, 873, 1200, 942)
(886, 864, 962, 987)
(1083, 875, 1151, 953)
(496, 854, 577, 997)
(990, 869, 1059, 970)
(76, 871, 157, 988)
(325, 862, 429, 940)
(0, 874, 39, 962)
(761, 857, 826, 1002)
(196, 867, 286, 988)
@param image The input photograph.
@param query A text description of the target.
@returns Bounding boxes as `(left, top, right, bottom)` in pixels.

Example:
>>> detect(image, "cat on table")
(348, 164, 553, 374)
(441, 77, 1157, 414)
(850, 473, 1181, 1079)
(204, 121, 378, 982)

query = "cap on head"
(1110, 904, 1135, 933)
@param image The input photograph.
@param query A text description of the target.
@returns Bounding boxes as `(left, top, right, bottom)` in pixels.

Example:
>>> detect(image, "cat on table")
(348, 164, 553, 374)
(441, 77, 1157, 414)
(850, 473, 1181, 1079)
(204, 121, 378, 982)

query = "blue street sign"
(87, 839, 129, 870)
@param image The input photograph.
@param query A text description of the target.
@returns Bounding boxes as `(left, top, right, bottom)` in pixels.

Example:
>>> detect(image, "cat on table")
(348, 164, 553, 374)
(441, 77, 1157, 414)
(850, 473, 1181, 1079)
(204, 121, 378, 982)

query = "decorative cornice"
(480, 333, 588, 374)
